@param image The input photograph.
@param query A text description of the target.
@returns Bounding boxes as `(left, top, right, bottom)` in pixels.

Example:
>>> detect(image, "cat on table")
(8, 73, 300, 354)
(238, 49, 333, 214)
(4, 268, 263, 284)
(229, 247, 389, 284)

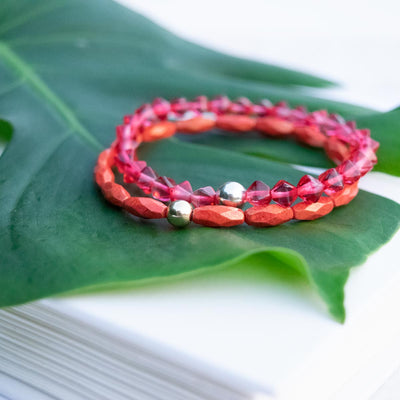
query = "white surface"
(121, 0, 400, 111)
(32, 1, 400, 399)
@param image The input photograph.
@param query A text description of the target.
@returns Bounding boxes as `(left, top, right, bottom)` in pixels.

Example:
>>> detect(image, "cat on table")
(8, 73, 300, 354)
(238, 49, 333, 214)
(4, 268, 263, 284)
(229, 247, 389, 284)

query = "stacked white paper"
(0, 303, 272, 400)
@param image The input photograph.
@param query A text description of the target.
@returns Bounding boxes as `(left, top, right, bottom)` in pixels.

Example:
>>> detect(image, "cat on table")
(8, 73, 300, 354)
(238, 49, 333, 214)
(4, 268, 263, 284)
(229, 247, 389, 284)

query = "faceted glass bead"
(229, 97, 253, 114)
(337, 160, 361, 184)
(319, 168, 344, 195)
(209, 95, 231, 115)
(297, 174, 324, 203)
(135, 104, 156, 121)
(271, 180, 297, 207)
(191, 186, 216, 208)
(192, 96, 208, 112)
(170, 181, 193, 202)
(123, 161, 147, 184)
(137, 166, 158, 194)
(152, 98, 171, 119)
(350, 150, 374, 175)
(357, 145, 378, 164)
(151, 176, 177, 202)
(245, 180, 271, 206)
(170, 97, 188, 114)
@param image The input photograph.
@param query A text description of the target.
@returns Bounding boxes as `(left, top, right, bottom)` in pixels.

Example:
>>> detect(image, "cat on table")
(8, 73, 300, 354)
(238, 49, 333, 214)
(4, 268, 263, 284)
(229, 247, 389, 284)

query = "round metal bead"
(217, 181, 246, 207)
(167, 200, 193, 228)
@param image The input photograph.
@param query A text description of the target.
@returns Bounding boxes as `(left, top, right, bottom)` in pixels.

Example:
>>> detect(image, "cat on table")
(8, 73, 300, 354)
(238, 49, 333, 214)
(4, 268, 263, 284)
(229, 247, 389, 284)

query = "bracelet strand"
(95, 96, 378, 228)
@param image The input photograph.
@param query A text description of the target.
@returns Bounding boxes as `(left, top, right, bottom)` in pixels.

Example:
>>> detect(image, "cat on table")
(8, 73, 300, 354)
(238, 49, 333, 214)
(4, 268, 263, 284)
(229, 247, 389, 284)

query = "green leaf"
(0, 0, 399, 322)
(354, 108, 400, 176)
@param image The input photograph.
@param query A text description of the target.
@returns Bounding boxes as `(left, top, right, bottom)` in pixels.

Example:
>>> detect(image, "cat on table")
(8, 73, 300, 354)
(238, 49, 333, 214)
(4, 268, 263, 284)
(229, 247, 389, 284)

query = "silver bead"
(217, 181, 246, 207)
(167, 200, 193, 228)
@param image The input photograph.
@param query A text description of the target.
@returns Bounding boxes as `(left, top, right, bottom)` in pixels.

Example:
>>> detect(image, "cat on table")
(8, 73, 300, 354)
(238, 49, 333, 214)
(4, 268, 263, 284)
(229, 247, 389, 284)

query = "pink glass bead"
(135, 104, 156, 121)
(297, 174, 324, 203)
(350, 150, 374, 175)
(319, 168, 344, 195)
(209, 95, 231, 114)
(245, 180, 271, 206)
(191, 186, 216, 207)
(229, 97, 253, 114)
(170, 180, 193, 202)
(337, 160, 361, 184)
(358, 146, 378, 164)
(192, 96, 208, 112)
(152, 98, 171, 119)
(170, 97, 188, 114)
(151, 176, 176, 202)
(137, 166, 158, 194)
(346, 121, 357, 130)
(271, 180, 297, 207)
(123, 160, 147, 183)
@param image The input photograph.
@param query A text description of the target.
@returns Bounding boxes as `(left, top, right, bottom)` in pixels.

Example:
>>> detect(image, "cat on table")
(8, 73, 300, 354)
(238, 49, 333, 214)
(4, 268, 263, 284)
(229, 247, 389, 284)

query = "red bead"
(209, 95, 231, 114)
(152, 98, 171, 119)
(271, 180, 297, 207)
(297, 174, 324, 203)
(175, 117, 216, 133)
(170, 181, 193, 202)
(229, 97, 253, 114)
(191, 186, 216, 207)
(216, 115, 256, 132)
(137, 166, 158, 194)
(337, 160, 361, 184)
(350, 150, 374, 176)
(332, 183, 359, 207)
(324, 137, 350, 164)
(141, 121, 176, 142)
(294, 125, 327, 147)
(170, 97, 188, 114)
(123, 197, 167, 219)
(192, 205, 244, 227)
(245, 180, 271, 206)
(245, 204, 294, 227)
(292, 197, 334, 220)
(95, 167, 114, 188)
(151, 176, 176, 202)
(97, 149, 113, 168)
(319, 168, 344, 195)
(255, 117, 294, 136)
(359, 146, 378, 165)
(135, 103, 156, 120)
(122, 160, 147, 184)
(191, 95, 208, 112)
(102, 182, 130, 207)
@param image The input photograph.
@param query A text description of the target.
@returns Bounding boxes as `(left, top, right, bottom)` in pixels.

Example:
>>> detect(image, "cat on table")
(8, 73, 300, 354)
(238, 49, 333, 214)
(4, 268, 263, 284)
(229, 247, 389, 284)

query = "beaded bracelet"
(94, 96, 378, 228)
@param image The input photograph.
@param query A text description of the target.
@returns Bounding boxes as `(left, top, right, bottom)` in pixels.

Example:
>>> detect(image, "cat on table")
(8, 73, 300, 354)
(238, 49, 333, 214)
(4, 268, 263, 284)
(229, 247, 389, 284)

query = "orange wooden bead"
(142, 121, 176, 142)
(123, 197, 167, 219)
(292, 197, 334, 220)
(294, 125, 327, 147)
(216, 115, 256, 132)
(192, 205, 244, 227)
(97, 149, 113, 168)
(245, 204, 293, 227)
(255, 116, 294, 136)
(102, 182, 130, 207)
(324, 137, 351, 164)
(332, 182, 359, 207)
(175, 117, 216, 133)
(95, 166, 114, 188)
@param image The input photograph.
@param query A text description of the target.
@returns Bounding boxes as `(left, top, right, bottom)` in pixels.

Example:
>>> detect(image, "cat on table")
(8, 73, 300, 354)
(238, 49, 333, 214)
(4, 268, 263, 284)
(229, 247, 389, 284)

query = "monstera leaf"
(0, 0, 399, 322)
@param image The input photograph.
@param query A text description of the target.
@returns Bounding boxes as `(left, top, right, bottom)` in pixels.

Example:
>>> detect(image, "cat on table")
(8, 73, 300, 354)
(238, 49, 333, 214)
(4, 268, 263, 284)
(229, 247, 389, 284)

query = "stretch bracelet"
(95, 96, 378, 228)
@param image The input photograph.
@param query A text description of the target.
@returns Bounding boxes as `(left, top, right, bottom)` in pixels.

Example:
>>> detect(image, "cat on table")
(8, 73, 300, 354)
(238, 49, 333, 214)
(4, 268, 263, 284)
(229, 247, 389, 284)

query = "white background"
(61, 1, 400, 399)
